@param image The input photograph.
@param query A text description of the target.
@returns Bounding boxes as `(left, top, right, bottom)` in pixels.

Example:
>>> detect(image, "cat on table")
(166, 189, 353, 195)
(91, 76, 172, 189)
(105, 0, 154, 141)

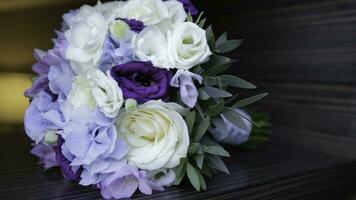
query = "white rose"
(133, 26, 171, 68)
(65, 5, 108, 74)
(116, 100, 189, 170)
(164, 0, 187, 26)
(87, 69, 124, 118)
(68, 73, 96, 109)
(95, 1, 125, 22)
(117, 0, 170, 26)
(168, 22, 212, 70)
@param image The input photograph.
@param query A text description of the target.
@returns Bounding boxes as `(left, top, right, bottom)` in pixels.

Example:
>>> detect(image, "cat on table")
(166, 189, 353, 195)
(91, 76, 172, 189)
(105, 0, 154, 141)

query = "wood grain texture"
(1, 0, 356, 199)
(194, 0, 356, 159)
(0, 130, 355, 200)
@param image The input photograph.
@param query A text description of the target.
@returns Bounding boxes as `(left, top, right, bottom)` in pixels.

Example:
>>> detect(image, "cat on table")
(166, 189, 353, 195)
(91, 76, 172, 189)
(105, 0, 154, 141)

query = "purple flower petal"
(111, 61, 173, 103)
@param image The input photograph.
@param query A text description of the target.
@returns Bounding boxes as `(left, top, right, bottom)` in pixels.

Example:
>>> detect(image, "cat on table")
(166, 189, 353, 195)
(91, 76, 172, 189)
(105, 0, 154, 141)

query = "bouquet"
(24, 0, 268, 199)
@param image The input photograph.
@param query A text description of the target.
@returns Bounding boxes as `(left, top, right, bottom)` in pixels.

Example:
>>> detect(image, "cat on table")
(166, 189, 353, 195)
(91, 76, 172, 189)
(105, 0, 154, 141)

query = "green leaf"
(198, 88, 210, 100)
(223, 108, 248, 131)
(203, 62, 233, 76)
(206, 25, 216, 49)
(194, 154, 204, 169)
(216, 39, 244, 53)
(185, 111, 196, 134)
(187, 163, 200, 191)
(196, 170, 207, 190)
(216, 32, 227, 47)
(206, 101, 225, 117)
(208, 156, 230, 174)
(196, 143, 203, 154)
(195, 116, 210, 141)
(187, 12, 193, 22)
(211, 116, 228, 134)
(206, 55, 231, 67)
(201, 164, 213, 178)
(206, 146, 230, 157)
(188, 143, 198, 155)
(219, 75, 256, 89)
(174, 158, 187, 185)
(198, 18, 207, 28)
(201, 87, 232, 98)
(233, 93, 269, 108)
(195, 11, 205, 24)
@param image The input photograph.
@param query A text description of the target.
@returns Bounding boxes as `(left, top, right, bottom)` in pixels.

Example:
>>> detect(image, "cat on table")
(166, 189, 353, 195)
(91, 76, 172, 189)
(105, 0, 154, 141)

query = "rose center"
(133, 73, 154, 86)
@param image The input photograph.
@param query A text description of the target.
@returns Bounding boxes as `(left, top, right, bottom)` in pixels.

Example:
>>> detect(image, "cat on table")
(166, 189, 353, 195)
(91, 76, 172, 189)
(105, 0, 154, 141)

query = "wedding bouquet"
(24, 0, 268, 199)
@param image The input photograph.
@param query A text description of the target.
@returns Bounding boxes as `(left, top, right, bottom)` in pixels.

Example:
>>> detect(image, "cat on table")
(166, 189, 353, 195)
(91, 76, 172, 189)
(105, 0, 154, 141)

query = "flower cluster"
(24, 0, 268, 199)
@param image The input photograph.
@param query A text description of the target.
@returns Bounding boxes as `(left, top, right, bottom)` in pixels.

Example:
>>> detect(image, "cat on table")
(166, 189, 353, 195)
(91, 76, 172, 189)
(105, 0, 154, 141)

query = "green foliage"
(171, 20, 270, 193)
(187, 163, 200, 191)
(239, 111, 271, 151)
(206, 25, 216, 49)
(215, 32, 244, 53)
(233, 93, 269, 108)
(199, 87, 232, 99)
(194, 117, 210, 141)
(206, 100, 225, 117)
(219, 75, 256, 89)
(202, 55, 234, 76)
(205, 146, 230, 157)
(185, 111, 196, 135)
(222, 108, 249, 131)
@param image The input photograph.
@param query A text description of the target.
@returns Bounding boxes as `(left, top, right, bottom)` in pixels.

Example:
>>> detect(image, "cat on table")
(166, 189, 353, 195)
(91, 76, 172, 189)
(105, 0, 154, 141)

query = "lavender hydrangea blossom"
(100, 35, 135, 73)
(57, 106, 129, 186)
(25, 32, 69, 98)
(54, 137, 82, 181)
(24, 91, 64, 143)
(31, 142, 58, 169)
(99, 165, 153, 199)
(210, 109, 253, 145)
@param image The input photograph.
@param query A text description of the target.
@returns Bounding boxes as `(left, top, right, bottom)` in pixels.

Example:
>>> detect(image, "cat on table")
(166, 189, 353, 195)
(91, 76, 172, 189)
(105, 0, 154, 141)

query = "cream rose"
(68, 73, 96, 109)
(116, 100, 189, 170)
(87, 69, 124, 118)
(133, 26, 171, 68)
(168, 22, 212, 70)
(117, 0, 170, 26)
(65, 5, 107, 74)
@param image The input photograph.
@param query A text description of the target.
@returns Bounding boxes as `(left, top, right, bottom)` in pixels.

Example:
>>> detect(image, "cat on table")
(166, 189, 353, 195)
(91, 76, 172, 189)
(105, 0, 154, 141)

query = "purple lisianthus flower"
(100, 35, 134, 73)
(31, 142, 58, 169)
(111, 61, 173, 103)
(210, 109, 252, 145)
(53, 137, 81, 182)
(170, 70, 202, 108)
(178, 0, 198, 16)
(119, 18, 145, 33)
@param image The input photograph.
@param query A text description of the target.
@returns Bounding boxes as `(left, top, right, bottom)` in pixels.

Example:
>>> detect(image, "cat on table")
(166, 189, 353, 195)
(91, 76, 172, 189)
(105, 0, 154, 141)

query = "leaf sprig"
(173, 12, 269, 191)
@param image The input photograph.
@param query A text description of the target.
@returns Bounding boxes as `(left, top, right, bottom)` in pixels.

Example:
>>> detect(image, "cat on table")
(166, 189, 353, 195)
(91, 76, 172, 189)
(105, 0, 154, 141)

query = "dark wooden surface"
(1, 0, 356, 199)
(1, 130, 356, 200)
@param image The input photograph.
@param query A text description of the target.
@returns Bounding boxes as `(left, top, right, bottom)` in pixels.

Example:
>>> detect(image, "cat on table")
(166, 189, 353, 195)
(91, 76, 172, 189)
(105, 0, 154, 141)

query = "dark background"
(0, 0, 355, 199)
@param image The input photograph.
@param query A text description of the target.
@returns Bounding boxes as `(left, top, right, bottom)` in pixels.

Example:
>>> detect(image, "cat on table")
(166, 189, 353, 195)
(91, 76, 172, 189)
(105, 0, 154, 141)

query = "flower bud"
(110, 20, 131, 41)
(125, 98, 137, 112)
(44, 130, 58, 145)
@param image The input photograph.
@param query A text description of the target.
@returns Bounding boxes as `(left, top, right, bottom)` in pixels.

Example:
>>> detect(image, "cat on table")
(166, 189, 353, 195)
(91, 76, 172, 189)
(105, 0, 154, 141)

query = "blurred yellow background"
(0, 0, 97, 124)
